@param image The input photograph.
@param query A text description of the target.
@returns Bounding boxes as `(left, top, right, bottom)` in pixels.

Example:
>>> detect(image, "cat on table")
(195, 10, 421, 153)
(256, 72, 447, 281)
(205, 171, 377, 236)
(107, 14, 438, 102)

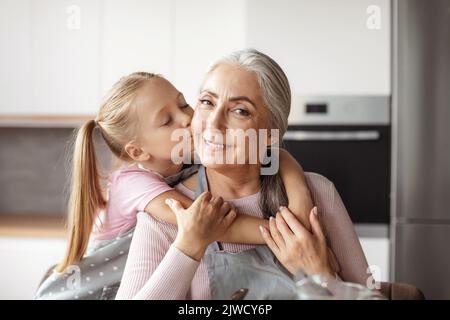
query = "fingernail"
(259, 225, 265, 234)
(165, 198, 173, 206)
(313, 207, 318, 216)
(269, 216, 274, 222)
(279, 206, 285, 211)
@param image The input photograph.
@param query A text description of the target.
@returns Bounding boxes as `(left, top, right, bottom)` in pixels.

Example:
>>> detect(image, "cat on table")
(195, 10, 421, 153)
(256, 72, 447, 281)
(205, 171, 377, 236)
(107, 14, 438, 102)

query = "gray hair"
(206, 48, 292, 217)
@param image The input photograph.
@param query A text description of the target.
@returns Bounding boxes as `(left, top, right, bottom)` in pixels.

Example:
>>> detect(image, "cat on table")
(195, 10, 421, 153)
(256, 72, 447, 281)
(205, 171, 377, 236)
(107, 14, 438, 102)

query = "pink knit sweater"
(115, 172, 369, 300)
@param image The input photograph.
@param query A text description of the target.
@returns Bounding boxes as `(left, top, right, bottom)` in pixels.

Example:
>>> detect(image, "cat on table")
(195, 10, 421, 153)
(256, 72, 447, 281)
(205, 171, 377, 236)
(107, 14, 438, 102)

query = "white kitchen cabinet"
(1, 0, 172, 115)
(31, 0, 101, 115)
(246, 0, 391, 97)
(2, 0, 391, 115)
(171, 0, 246, 105)
(359, 237, 390, 282)
(100, 0, 172, 94)
(0, 237, 66, 299)
(0, 0, 101, 115)
(0, 0, 33, 114)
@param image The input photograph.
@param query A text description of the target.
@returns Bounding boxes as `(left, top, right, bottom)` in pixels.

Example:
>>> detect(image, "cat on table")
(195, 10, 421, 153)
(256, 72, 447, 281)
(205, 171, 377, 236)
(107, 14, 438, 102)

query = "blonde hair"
(57, 72, 158, 272)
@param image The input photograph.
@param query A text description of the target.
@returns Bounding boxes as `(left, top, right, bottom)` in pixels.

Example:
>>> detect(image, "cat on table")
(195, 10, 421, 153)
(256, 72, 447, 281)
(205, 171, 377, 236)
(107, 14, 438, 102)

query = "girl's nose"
(180, 109, 192, 128)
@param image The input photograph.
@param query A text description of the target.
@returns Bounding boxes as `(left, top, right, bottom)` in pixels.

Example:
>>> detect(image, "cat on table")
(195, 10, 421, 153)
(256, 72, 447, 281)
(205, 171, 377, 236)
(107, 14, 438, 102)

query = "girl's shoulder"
(110, 167, 163, 182)
(108, 167, 167, 192)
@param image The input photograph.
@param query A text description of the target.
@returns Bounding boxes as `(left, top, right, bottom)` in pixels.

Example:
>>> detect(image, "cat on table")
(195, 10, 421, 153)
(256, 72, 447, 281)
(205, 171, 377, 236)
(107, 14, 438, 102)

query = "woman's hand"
(260, 206, 334, 277)
(166, 191, 237, 261)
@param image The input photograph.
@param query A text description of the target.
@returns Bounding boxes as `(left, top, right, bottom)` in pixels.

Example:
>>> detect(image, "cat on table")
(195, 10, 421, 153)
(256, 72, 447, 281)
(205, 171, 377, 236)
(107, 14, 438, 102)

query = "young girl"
(56, 71, 314, 272)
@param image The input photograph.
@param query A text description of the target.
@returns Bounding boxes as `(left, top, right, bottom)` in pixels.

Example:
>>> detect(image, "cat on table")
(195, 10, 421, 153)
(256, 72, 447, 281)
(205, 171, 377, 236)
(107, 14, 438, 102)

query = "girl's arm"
(145, 190, 268, 244)
(279, 148, 314, 231)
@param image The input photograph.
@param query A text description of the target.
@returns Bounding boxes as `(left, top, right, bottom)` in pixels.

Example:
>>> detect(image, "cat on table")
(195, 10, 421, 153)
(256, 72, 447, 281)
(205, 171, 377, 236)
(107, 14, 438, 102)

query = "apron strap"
(194, 165, 209, 198)
(195, 165, 222, 252)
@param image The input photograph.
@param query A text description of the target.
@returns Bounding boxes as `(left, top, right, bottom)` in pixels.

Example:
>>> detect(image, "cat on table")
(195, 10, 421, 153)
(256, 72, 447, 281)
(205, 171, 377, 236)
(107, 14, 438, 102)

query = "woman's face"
(192, 64, 271, 169)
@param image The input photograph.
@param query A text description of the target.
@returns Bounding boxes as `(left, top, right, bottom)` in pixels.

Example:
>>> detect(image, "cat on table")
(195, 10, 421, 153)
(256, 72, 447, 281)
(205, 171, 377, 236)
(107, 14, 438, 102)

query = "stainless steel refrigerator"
(391, 0, 450, 299)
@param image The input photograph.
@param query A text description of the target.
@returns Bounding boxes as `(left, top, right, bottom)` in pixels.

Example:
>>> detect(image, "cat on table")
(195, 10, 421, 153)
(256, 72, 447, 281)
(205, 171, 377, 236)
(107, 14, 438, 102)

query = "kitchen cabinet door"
(246, 0, 391, 97)
(359, 237, 390, 282)
(0, 0, 33, 114)
(171, 0, 246, 105)
(100, 0, 172, 95)
(31, 0, 101, 115)
(0, 237, 66, 299)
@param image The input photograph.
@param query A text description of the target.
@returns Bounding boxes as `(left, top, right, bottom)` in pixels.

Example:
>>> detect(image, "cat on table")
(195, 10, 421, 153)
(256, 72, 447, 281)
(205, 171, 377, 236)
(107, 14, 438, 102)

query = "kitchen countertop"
(0, 115, 94, 128)
(0, 214, 67, 238)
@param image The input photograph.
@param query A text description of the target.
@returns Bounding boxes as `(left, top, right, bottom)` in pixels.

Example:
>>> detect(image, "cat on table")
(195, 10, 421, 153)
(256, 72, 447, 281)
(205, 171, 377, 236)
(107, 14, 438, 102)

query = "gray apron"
(34, 227, 134, 300)
(196, 165, 299, 300)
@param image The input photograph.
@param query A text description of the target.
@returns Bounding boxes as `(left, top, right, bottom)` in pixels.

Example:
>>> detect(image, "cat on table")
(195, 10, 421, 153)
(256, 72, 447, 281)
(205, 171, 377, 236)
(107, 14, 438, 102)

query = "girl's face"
(133, 77, 194, 162)
(191, 64, 271, 169)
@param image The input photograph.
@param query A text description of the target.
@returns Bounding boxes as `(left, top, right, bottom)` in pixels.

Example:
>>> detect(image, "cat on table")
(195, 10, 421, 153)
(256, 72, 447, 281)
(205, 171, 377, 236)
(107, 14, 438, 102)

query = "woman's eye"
(233, 108, 250, 117)
(180, 103, 190, 109)
(199, 99, 213, 107)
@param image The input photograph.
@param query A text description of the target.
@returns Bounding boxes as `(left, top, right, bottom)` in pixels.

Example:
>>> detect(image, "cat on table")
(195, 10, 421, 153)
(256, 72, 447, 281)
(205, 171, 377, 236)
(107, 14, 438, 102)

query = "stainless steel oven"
(283, 95, 391, 228)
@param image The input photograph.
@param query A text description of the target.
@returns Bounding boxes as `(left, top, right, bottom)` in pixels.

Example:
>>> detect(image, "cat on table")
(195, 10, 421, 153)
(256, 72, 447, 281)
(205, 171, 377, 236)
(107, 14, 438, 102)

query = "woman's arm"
(319, 180, 369, 284)
(145, 190, 268, 244)
(278, 158, 340, 274)
(279, 149, 314, 231)
(115, 212, 200, 300)
(117, 192, 236, 299)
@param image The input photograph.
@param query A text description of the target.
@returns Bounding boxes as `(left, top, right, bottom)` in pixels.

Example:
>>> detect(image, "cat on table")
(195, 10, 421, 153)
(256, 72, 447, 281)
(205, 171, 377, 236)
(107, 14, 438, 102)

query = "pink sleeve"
(307, 173, 369, 285)
(111, 170, 173, 220)
(115, 212, 199, 300)
(322, 182, 369, 285)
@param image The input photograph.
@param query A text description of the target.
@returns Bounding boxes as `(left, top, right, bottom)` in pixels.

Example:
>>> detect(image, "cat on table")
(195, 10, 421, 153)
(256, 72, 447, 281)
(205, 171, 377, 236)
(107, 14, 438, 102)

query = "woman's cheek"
(189, 112, 201, 151)
(191, 111, 205, 137)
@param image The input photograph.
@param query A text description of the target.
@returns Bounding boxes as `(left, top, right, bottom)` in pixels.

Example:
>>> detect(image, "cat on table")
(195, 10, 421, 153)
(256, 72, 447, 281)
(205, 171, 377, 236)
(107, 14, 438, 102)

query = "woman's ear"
(124, 142, 151, 162)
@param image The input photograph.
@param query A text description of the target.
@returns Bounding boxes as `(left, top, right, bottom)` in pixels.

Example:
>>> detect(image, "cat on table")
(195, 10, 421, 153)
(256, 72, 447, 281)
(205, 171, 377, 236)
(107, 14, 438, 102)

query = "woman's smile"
(203, 137, 226, 151)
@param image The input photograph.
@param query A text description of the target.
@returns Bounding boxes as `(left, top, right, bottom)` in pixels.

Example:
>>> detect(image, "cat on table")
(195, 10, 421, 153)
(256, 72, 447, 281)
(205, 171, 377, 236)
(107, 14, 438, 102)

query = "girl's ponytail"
(56, 72, 157, 272)
(56, 119, 106, 272)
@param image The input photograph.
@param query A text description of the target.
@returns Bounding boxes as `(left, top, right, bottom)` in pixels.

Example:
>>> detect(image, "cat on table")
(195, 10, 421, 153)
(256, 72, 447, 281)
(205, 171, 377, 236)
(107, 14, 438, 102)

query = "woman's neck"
(206, 165, 261, 200)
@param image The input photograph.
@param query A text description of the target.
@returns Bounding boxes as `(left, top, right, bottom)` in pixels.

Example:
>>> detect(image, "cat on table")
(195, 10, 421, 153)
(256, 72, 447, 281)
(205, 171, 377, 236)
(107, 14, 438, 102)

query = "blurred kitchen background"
(0, 0, 449, 299)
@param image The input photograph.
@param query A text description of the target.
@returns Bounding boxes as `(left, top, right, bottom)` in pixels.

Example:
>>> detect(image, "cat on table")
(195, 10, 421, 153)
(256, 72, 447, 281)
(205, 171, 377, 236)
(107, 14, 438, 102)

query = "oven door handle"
(283, 130, 380, 141)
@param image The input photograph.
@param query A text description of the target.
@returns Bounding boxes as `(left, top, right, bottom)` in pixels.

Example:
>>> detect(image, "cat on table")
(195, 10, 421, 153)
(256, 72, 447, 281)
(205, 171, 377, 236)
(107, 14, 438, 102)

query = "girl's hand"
(260, 206, 334, 277)
(166, 192, 237, 260)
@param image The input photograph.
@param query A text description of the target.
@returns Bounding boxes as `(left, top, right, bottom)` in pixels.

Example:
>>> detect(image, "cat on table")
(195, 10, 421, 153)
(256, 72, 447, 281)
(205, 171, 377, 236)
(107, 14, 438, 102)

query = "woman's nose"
(207, 108, 225, 130)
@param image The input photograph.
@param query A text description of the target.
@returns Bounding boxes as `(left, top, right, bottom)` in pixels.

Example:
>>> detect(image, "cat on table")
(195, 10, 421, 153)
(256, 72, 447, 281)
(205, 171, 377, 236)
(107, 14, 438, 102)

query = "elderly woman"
(115, 49, 369, 300)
